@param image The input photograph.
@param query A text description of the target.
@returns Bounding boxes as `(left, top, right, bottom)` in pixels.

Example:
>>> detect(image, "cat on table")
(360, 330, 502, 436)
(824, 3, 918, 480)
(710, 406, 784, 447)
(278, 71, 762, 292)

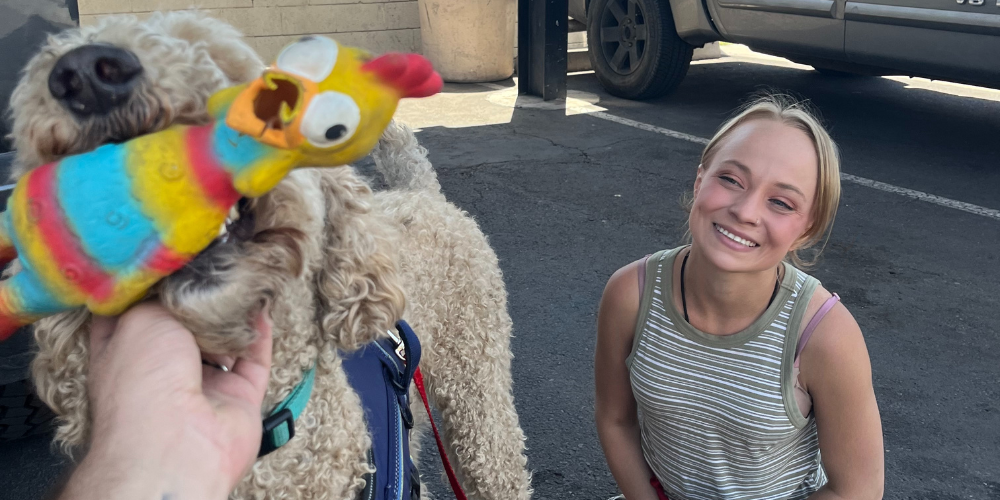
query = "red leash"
(650, 477, 671, 500)
(413, 368, 468, 500)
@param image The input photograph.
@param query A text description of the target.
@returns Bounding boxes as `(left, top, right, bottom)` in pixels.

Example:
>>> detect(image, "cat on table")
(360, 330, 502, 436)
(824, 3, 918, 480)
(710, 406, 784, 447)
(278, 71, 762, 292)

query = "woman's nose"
(729, 195, 763, 225)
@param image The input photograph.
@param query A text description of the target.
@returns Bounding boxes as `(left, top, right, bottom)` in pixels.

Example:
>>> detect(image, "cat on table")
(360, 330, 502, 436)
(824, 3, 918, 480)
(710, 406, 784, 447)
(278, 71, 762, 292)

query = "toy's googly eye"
(276, 36, 338, 82)
(301, 91, 360, 148)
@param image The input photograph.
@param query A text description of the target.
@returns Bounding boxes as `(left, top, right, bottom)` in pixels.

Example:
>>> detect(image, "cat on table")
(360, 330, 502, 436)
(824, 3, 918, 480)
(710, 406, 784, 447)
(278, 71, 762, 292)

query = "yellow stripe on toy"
(233, 150, 299, 197)
(8, 182, 85, 304)
(94, 269, 160, 315)
(125, 128, 230, 255)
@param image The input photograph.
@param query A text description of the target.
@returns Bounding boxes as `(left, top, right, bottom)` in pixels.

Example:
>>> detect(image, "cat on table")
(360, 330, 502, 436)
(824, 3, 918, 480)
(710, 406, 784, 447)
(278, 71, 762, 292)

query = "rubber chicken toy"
(0, 36, 442, 340)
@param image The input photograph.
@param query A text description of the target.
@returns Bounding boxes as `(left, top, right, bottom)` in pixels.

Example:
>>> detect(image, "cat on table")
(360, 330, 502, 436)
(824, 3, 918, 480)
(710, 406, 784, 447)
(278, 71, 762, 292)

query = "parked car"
(0, 151, 56, 442)
(1, 0, 77, 153)
(0, 0, 76, 440)
(572, 0, 1000, 99)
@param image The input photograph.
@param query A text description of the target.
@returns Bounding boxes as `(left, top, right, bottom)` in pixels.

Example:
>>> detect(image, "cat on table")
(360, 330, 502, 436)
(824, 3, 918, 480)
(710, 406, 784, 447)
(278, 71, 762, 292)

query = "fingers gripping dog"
(0, 36, 442, 340)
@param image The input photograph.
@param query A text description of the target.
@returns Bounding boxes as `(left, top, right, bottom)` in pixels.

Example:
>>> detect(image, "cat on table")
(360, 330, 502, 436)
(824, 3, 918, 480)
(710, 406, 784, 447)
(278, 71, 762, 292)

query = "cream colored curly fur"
(8, 10, 531, 500)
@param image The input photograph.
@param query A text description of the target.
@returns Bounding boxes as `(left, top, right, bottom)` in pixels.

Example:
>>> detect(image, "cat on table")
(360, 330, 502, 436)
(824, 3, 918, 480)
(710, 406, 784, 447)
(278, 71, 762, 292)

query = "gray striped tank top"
(626, 247, 827, 500)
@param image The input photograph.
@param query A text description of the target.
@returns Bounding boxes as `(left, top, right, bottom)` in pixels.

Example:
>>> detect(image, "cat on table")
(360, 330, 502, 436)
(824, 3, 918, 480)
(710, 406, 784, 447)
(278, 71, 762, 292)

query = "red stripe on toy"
(0, 315, 24, 342)
(0, 288, 26, 341)
(145, 244, 191, 275)
(185, 124, 241, 211)
(27, 164, 114, 301)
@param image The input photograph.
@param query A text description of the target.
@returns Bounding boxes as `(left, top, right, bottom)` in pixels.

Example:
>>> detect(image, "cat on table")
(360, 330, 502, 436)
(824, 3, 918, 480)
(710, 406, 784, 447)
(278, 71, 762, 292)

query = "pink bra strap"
(794, 293, 840, 367)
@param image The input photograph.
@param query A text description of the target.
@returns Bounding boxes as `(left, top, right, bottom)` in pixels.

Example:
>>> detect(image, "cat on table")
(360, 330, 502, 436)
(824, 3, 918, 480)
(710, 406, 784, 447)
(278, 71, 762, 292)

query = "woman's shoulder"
(798, 282, 870, 387)
(797, 278, 861, 340)
(604, 247, 683, 299)
(603, 258, 644, 309)
(785, 264, 847, 328)
(599, 249, 674, 340)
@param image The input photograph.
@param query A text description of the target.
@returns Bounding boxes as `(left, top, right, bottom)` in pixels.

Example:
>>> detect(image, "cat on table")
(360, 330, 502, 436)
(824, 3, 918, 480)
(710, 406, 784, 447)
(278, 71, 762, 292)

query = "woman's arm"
(596, 261, 659, 500)
(799, 301, 885, 500)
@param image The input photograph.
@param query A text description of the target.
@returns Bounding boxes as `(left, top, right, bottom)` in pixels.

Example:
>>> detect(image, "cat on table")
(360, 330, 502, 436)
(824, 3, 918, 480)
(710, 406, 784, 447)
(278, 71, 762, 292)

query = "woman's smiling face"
(690, 118, 819, 273)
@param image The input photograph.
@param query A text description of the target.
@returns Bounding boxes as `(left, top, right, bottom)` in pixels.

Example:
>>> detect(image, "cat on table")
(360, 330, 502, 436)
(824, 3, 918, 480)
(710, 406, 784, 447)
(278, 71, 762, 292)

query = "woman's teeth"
(715, 224, 758, 247)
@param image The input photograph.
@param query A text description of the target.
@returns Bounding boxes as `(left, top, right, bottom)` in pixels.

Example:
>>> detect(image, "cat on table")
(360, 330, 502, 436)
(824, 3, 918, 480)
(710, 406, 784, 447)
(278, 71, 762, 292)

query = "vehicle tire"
(587, 0, 694, 99)
(0, 159, 55, 443)
(0, 378, 55, 442)
(0, 325, 56, 442)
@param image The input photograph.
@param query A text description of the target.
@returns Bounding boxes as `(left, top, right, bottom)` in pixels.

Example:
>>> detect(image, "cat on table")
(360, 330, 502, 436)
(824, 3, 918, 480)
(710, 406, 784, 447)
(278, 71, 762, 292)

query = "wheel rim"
(598, 0, 648, 76)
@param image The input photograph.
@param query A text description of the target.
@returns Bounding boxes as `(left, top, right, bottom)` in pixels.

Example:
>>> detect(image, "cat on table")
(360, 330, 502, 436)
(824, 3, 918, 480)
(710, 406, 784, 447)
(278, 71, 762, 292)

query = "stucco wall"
(78, 0, 421, 61)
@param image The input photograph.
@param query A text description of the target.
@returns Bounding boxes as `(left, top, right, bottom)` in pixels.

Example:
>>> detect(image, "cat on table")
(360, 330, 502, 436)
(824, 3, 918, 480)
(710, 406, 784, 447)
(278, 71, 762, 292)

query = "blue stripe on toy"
(57, 143, 158, 271)
(212, 122, 272, 175)
(9, 269, 70, 314)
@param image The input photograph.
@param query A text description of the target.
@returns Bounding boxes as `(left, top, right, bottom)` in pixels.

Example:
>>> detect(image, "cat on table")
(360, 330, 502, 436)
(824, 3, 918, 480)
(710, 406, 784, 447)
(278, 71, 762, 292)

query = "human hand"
(59, 302, 272, 500)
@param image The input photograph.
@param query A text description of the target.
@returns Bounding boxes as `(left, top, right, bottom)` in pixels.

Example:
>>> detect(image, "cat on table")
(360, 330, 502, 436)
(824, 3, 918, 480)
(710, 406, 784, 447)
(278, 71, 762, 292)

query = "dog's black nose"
(48, 44, 143, 117)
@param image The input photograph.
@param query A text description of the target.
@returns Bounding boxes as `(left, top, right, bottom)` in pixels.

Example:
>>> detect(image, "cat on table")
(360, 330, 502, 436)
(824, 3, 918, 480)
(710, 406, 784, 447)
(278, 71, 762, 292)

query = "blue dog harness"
(258, 321, 422, 500)
(342, 320, 422, 500)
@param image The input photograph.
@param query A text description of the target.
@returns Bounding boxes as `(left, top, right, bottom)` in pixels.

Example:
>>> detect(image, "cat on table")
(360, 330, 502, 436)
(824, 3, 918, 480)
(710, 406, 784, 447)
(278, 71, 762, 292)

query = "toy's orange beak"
(225, 70, 318, 149)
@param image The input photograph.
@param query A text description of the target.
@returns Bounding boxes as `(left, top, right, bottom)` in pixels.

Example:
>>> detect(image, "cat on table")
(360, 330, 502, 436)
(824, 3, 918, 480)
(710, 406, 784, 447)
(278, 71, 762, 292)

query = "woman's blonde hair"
(689, 93, 841, 268)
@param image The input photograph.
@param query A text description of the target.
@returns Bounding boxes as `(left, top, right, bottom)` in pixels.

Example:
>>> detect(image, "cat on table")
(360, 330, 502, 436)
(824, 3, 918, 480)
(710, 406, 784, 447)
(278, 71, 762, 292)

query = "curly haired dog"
(7, 11, 532, 500)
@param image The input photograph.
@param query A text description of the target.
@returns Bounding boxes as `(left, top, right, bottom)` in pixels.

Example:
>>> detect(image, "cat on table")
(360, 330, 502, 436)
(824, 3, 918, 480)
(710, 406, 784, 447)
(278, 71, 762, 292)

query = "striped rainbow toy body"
(0, 35, 442, 340)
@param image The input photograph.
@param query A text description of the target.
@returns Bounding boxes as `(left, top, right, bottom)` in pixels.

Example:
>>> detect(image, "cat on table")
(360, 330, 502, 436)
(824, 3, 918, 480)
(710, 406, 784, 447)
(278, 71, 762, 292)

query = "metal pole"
(517, 0, 568, 100)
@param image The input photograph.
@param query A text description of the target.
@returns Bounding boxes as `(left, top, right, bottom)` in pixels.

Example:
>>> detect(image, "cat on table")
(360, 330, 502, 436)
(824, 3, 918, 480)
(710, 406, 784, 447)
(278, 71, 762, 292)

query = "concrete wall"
(77, 0, 421, 62)
(74, 1, 715, 82)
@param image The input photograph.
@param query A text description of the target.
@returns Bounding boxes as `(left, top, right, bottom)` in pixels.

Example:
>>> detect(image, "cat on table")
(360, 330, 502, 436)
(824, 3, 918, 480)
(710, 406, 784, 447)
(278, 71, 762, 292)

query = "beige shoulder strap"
(626, 249, 673, 367)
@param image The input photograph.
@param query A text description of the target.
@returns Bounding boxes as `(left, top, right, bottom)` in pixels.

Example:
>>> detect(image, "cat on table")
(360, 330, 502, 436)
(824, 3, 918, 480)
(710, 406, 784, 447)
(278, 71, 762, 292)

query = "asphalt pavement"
(1, 45, 998, 499)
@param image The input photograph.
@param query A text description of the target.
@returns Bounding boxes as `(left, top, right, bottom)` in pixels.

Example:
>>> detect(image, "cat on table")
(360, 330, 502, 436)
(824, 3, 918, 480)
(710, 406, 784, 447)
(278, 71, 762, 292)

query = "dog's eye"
(301, 91, 360, 148)
(276, 36, 338, 82)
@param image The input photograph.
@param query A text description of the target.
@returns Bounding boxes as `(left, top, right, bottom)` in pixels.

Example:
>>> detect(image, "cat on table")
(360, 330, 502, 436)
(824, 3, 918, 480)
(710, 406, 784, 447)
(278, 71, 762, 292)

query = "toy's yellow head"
(224, 36, 441, 166)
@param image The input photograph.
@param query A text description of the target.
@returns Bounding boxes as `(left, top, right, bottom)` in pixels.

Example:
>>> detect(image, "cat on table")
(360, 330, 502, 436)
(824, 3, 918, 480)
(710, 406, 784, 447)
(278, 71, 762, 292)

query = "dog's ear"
(314, 169, 405, 351)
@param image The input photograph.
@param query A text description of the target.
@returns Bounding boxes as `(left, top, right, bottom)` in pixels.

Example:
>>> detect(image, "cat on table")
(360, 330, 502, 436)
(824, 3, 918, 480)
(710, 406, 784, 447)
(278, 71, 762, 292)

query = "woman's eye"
(771, 199, 793, 211)
(719, 175, 741, 187)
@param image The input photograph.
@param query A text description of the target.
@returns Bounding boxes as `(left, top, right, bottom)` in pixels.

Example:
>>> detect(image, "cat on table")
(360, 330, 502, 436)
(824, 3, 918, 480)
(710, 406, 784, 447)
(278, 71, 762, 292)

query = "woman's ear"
(693, 163, 706, 199)
(790, 220, 817, 251)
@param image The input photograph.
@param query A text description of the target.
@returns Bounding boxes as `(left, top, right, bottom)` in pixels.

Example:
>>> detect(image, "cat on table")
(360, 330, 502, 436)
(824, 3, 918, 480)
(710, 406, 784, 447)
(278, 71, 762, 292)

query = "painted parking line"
(589, 110, 712, 145)
(483, 83, 1000, 222)
(588, 111, 1000, 221)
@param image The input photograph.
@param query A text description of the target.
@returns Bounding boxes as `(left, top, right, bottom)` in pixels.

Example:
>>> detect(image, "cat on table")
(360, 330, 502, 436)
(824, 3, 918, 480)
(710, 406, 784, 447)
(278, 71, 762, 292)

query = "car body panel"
(669, 0, 723, 44)
(0, 0, 77, 154)
(583, 0, 1000, 90)
(0, 151, 31, 386)
(706, 0, 846, 58)
(845, 0, 1000, 85)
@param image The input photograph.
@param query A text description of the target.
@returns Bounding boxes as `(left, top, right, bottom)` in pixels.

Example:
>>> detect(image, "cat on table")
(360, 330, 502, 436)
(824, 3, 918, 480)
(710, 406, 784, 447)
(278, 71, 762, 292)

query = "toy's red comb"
(362, 53, 443, 98)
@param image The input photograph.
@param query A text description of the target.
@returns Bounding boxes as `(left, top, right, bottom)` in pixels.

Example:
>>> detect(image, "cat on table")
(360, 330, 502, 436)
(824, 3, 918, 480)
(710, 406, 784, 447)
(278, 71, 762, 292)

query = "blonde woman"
(595, 95, 884, 500)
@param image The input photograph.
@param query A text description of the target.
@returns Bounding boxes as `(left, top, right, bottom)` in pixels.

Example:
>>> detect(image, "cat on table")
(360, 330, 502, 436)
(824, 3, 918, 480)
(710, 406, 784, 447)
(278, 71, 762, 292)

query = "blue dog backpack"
(341, 320, 422, 500)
